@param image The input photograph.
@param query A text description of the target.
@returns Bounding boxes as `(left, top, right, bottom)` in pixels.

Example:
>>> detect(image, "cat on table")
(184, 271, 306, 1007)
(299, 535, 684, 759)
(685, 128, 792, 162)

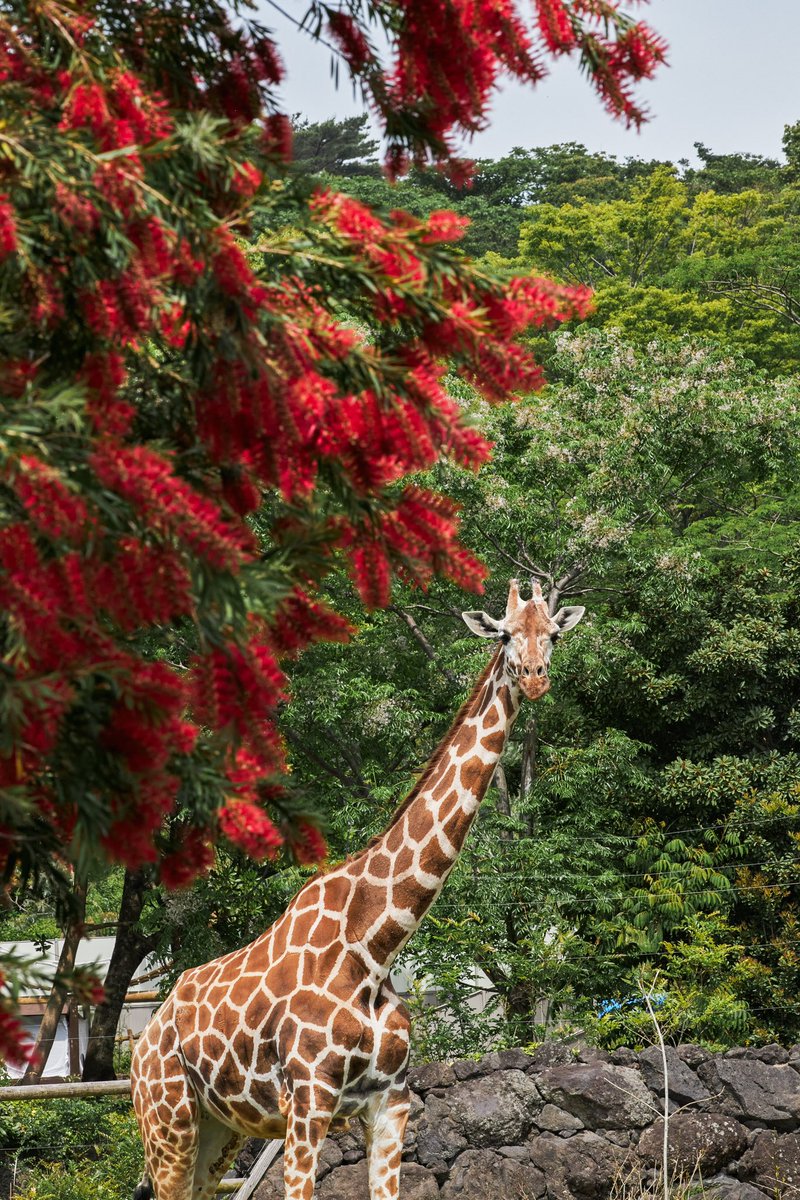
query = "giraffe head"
(461, 578, 584, 700)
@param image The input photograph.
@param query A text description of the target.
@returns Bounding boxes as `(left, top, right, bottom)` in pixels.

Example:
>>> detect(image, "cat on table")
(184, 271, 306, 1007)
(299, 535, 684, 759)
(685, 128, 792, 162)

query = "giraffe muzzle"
(520, 665, 550, 700)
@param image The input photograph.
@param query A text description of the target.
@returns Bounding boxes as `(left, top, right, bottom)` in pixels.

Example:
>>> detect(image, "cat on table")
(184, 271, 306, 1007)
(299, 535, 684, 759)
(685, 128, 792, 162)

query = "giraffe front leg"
(282, 1082, 335, 1200)
(361, 1085, 410, 1200)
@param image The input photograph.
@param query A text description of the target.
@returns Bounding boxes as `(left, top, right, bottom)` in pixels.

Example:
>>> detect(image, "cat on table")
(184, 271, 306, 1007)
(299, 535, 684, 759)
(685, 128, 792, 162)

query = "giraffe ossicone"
(131, 579, 585, 1200)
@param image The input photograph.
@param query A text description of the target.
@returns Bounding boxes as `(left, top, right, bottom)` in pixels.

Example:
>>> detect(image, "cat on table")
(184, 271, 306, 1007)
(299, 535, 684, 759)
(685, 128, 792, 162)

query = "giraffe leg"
(190, 1111, 246, 1200)
(133, 1059, 200, 1200)
(361, 1086, 410, 1200)
(282, 1083, 334, 1200)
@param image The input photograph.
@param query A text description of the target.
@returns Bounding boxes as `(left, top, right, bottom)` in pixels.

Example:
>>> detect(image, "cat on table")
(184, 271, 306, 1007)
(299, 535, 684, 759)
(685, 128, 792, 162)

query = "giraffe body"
(132, 580, 584, 1199)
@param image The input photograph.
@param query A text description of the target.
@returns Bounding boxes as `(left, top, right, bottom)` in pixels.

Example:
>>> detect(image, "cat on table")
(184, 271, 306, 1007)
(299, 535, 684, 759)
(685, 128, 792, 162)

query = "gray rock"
(442, 1148, 546, 1199)
(409, 1062, 457, 1092)
(698, 1059, 800, 1130)
(497, 1048, 537, 1072)
(528, 1130, 632, 1200)
(725, 1045, 790, 1066)
(676, 1044, 712, 1070)
(498, 1145, 532, 1161)
(637, 1112, 748, 1174)
(704, 1176, 770, 1200)
(416, 1093, 467, 1166)
(609, 1048, 640, 1067)
(535, 1103, 584, 1133)
(738, 1131, 800, 1195)
(317, 1139, 344, 1180)
(444, 1069, 541, 1148)
(318, 1160, 439, 1199)
(529, 1043, 577, 1072)
(577, 1047, 613, 1065)
(452, 1058, 488, 1081)
(638, 1045, 711, 1111)
(537, 1062, 656, 1129)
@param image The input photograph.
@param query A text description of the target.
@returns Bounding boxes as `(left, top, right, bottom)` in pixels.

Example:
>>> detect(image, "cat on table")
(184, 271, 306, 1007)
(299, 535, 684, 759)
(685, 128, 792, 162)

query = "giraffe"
(131, 579, 585, 1200)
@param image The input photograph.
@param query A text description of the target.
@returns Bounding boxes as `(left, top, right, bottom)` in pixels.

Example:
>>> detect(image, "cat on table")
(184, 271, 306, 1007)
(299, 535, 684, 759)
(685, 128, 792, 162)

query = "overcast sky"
(260, 0, 799, 166)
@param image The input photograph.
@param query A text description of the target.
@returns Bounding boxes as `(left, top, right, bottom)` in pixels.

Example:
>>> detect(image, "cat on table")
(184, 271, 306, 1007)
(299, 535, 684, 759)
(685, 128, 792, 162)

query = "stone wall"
(251, 1043, 800, 1199)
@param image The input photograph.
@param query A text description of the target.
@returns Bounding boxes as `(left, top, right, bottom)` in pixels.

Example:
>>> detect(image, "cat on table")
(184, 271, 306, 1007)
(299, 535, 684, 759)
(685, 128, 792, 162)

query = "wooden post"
(233, 1140, 283, 1200)
(67, 997, 81, 1077)
(0, 1078, 132, 1100)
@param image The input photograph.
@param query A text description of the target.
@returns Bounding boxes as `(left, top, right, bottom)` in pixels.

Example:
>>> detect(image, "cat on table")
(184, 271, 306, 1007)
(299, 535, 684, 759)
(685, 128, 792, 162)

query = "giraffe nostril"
(535, 664, 546, 677)
(523, 666, 530, 676)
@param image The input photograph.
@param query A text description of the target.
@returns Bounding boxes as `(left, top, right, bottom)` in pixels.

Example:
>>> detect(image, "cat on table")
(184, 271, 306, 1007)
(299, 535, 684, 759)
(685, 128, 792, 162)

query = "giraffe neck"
(348, 647, 520, 973)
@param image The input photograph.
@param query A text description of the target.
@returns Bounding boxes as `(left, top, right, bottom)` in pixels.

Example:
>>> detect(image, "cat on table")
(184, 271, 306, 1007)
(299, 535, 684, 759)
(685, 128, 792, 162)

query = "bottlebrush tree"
(0, 0, 663, 1061)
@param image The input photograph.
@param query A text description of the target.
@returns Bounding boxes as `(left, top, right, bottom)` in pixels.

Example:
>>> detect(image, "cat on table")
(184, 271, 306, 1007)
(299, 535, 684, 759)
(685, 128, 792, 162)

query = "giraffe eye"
(500, 630, 511, 644)
(550, 631, 560, 644)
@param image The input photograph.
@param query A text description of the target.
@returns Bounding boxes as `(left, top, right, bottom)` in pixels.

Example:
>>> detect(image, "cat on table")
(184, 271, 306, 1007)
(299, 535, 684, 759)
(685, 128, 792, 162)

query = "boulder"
(442, 1148, 546, 1199)
(537, 1062, 655, 1129)
(409, 1062, 458, 1093)
(535, 1103, 584, 1134)
(725, 1045, 790, 1066)
(528, 1130, 632, 1200)
(704, 1177, 771, 1200)
(415, 1093, 467, 1167)
(528, 1043, 577, 1072)
(676, 1045, 712, 1070)
(637, 1112, 748, 1175)
(318, 1161, 439, 1199)
(444, 1069, 541, 1148)
(698, 1059, 800, 1130)
(738, 1131, 800, 1195)
(638, 1045, 712, 1111)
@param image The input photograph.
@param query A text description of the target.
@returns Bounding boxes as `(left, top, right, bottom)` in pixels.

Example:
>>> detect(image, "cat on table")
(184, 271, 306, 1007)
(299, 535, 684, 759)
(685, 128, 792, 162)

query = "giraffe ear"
(462, 611, 503, 638)
(554, 605, 585, 633)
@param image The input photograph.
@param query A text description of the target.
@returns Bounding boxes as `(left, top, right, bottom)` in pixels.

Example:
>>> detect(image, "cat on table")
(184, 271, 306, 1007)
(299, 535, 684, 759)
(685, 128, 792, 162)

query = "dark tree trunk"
(23, 873, 87, 1083)
(82, 867, 158, 1082)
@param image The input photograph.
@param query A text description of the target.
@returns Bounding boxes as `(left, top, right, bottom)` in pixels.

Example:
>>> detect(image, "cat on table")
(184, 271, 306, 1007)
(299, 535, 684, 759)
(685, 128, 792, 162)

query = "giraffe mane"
(339, 645, 503, 868)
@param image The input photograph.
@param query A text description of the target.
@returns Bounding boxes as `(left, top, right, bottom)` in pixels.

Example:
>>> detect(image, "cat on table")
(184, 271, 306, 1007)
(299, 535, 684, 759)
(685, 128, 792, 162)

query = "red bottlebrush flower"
(11, 456, 90, 544)
(54, 182, 100, 235)
(0, 195, 18, 259)
(101, 775, 181, 867)
(535, 0, 577, 54)
(126, 217, 173, 277)
(90, 441, 255, 571)
(211, 227, 256, 298)
(221, 467, 261, 515)
(219, 798, 283, 859)
(252, 35, 285, 85)
(331, 195, 386, 243)
(327, 11, 372, 72)
(261, 113, 293, 162)
(160, 827, 215, 889)
(0, 1005, 38, 1069)
(230, 161, 263, 198)
(269, 587, 354, 657)
(0, 358, 37, 398)
(421, 210, 470, 244)
(290, 820, 328, 866)
(351, 542, 392, 609)
(110, 71, 173, 142)
(81, 351, 134, 436)
(69, 966, 105, 1006)
(28, 270, 64, 325)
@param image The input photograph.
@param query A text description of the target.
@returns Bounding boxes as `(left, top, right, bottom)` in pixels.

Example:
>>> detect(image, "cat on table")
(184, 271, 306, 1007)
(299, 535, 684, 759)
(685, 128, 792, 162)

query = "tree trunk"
(23, 873, 87, 1083)
(82, 867, 158, 1081)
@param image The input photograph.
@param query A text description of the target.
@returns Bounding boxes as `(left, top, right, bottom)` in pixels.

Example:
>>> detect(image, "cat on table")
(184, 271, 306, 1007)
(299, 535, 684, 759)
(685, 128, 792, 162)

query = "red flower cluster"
(219, 798, 284, 860)
(161, 828, 216, 889)
(290, 821, 328, 867)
